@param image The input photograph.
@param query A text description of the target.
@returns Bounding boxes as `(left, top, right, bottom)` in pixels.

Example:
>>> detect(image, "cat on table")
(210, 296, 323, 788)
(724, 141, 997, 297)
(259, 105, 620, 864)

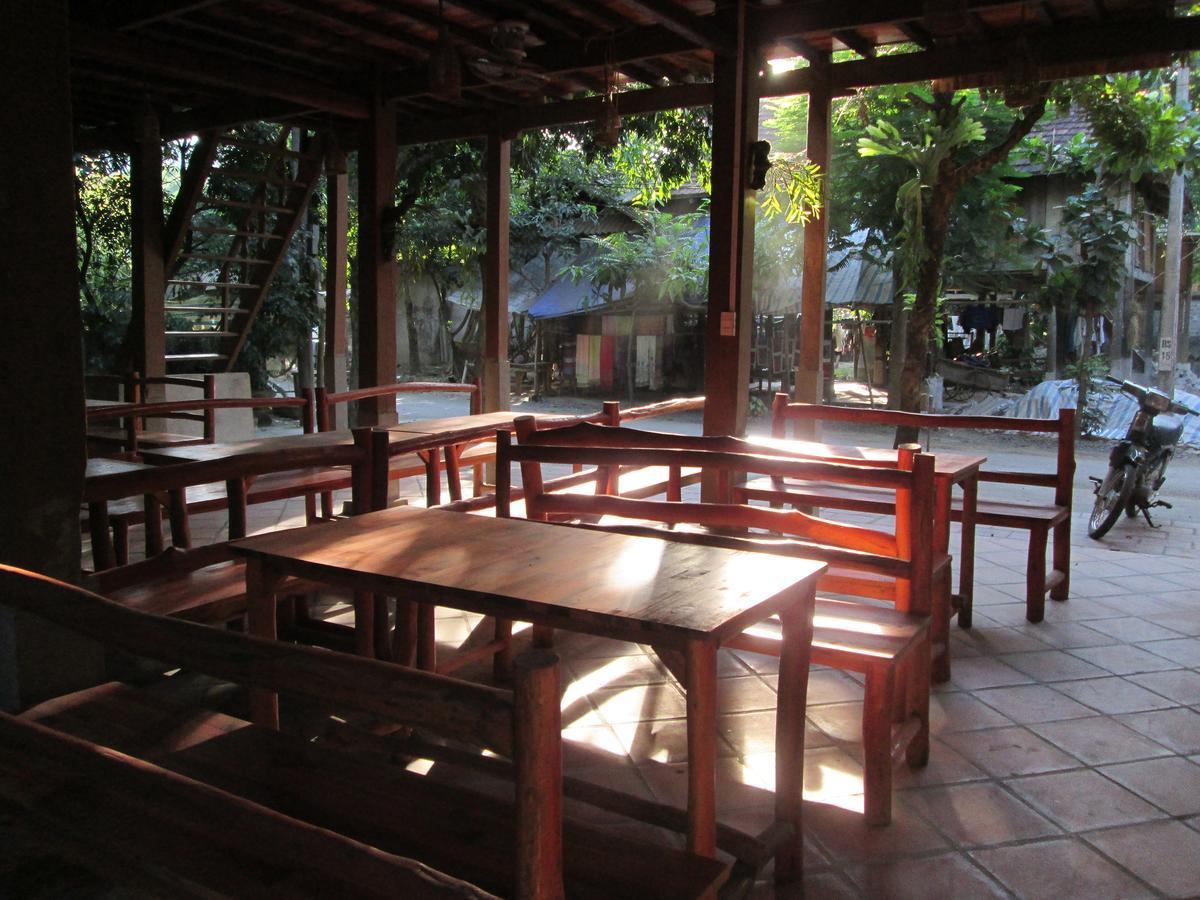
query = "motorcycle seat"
(1151, 414, 1184, 448)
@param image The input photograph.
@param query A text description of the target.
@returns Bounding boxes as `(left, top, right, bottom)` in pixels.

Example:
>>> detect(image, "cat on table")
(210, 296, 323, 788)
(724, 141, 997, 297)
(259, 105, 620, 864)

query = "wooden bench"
(770, 397, 1075, 624)
(87, 390, 315, 458)
(316, 379, 487, 511)
(499, 418, 936, 827)
(0, 566, 729, 900)
(85, 372, 218, 452)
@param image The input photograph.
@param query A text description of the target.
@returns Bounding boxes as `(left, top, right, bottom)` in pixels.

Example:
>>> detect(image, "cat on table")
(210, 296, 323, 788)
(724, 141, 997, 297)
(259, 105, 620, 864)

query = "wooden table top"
(235, 506, 825, 648)
(85, 456, 154, 479)
(388, 411, 552, 444)
(137, 430, 357, 464)
(747, 436, 986, 480)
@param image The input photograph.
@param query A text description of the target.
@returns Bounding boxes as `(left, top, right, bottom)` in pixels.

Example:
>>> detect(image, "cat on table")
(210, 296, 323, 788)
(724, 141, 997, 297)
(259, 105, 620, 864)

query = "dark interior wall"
(0, 0, 103, 710)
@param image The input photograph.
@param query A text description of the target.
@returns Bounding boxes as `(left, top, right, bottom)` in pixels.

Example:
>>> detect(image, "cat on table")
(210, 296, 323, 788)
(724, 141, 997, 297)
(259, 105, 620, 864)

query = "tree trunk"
(403, 280, 421, 373)
(896, 175, 955, 444)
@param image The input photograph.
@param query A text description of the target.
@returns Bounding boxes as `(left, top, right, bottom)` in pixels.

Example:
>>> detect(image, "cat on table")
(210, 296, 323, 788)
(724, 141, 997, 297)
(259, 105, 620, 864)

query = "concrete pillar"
(481, 132, 511, 413)
(324, 144, 350, 428)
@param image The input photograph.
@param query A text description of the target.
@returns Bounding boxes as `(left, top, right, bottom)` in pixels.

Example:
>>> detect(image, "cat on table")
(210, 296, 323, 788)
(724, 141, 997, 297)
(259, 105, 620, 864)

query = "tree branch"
(949, 93, 1047, 189)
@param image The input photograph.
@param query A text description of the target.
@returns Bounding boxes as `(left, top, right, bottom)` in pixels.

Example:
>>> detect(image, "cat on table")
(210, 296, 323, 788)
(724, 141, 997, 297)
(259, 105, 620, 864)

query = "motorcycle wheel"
(1089, 463, 1137, 540)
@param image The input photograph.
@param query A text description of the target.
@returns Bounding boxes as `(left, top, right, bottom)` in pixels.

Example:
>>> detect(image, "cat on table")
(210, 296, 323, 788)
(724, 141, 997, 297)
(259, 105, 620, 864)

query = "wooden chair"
(499, 418, 936, 827)
(0, 566, 729, 900)
(770, 396, 1075, 624)
(85, 373, 217, 452)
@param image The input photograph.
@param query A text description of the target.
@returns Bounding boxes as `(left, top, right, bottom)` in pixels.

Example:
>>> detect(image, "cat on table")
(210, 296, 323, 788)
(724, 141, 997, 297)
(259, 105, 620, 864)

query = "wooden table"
(746, 436, 986, 681)
(234, 505, 825, 874)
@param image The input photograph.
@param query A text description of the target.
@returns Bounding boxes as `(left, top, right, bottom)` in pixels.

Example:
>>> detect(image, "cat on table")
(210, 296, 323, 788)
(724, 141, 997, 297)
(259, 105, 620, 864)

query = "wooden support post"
(795, 51, 832, 422)
(130, 107, 166, 394)
(482, 133, 511, 413)
(324, 143, 350, 428)
(702, 3, 756, 440)
(356, 96, 398, 426)
(0, 0, 102, 710)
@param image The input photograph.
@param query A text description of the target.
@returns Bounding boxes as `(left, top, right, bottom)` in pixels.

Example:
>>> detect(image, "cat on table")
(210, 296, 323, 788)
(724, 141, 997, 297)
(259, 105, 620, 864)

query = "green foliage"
(1052, 73, 1198, 182)
(759, 156, 822, 224)
(76, 153, 132, 372)
(857, 100, 986, 294)
(1036, 183, 1133, 318)
(563, 208, 708, 307)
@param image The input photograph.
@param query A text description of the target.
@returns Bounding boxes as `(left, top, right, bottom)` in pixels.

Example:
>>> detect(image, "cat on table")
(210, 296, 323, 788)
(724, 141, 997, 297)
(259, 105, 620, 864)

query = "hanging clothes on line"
(1001, 306, 1024, 331)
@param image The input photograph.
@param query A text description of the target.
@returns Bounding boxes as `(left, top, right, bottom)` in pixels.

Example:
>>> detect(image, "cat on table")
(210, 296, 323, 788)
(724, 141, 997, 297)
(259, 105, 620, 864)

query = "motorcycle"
(1088, 376, 1200, 539)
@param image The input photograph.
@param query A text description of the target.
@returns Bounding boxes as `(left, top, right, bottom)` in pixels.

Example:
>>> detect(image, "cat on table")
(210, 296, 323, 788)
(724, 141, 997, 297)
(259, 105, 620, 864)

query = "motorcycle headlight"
(1145, 390, 1171, 412)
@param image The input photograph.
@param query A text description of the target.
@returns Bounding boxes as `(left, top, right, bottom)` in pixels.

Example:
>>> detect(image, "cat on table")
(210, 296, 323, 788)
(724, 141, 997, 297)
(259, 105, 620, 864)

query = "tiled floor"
(84, 465, 1200, 899)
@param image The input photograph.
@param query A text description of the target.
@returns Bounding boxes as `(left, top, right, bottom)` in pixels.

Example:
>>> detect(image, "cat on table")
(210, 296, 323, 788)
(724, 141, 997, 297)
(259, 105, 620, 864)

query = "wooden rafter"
(762, 13, 1200, 97)
(396, 81, 713, 145)
(834, 29, 878, 58)
(617, 0, 731, 51)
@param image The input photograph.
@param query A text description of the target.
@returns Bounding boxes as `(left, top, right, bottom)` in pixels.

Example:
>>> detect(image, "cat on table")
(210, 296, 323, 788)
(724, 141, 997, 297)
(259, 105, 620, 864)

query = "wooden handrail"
(86, 394, 309, 422)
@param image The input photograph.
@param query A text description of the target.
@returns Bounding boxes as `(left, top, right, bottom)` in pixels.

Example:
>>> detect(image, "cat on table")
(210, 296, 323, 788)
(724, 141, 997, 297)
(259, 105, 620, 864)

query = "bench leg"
(863, 663, 896, 827)
(417, 603, 437, 670)
(113, 521, 130, 567)
(352, 590, 375, 659)
(957, 475, 977, 629)
(493, 617, 514, 682)
(392, 599, 418, 666)
(1026, 526, 1048, 623)
(932, 566, 952, 684)
(444, 445, 463, 503)
(1050, 519, 1071, 602)
(905, 636, 931, 769)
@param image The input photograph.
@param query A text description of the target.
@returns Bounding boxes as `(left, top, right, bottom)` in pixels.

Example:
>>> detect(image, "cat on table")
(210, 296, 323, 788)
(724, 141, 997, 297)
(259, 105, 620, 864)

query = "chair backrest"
(83, 428, 374, 570)
(499, 418, 936, 612)
(0, 564, 562, 898)
(316, 379, 481, 432)
(772, 395, 1075, 510)
(87, 389, 314, 454)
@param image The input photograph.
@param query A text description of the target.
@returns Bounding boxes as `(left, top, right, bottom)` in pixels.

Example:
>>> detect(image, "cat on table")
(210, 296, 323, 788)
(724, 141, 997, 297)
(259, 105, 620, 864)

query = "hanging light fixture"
(429, 0, 461, 101)
(595, 47, 621, 148)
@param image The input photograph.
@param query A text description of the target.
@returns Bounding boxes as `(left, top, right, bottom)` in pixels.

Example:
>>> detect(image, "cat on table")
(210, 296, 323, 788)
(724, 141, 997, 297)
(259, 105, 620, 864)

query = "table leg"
(245, 557, 283, 729)
(933, 478, 953, 683)
(774, 586, 815, 883)
(420, 449, 441, 508)
(444, 444, 463, 502)
(417, 603, 437, 670)
(352, 591, 375, 658)
(957, 474, 977, 629)
(684, 641, 718, 859)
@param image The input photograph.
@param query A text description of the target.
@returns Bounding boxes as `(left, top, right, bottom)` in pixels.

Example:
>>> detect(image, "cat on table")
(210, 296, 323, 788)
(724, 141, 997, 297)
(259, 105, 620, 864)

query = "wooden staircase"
(162, 127, 324, 373)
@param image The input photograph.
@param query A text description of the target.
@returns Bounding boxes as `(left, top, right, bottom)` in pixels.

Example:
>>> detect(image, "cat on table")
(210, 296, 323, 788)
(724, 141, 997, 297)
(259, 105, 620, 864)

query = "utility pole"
(1158, 59, 1189, 394)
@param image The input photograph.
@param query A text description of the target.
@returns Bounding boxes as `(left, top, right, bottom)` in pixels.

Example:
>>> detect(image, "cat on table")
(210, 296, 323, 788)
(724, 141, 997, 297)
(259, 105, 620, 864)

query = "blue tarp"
(1007, 379, 1200, 445)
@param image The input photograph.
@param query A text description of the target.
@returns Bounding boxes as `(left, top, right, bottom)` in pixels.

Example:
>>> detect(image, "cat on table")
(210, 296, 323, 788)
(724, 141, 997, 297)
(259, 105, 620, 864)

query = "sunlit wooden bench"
(0, 566, 729, 900)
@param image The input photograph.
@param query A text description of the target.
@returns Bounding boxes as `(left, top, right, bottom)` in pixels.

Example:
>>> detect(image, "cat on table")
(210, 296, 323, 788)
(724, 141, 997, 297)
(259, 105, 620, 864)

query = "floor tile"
(801, 797, 949, 863)
(1053, 676, 1180, 714)
(973, 684, 1095, 724)
(928, 692, 1013, 733)
(1018, 621, 1115, 649)
(715, 709, 835, 759)
(955, 627, 1052, 655)
(1029, 716, 1174, 765)
(1085, 616, 1188, 642)
(589, 682, 687, 725)
(1116, 707, 1200, 754)
(1135, 637, 1200, 667)
(1068, 643, 1184, 675)
(893, 738, 988, 789)
(1100, 756, 1200, 816)
(1086, 820, 1200, 898)
(903, 782, 1060, 846)
(845, 853, 1007, 900)
(971, 837, 1153, 900)
(947, 656, 1034, 690)
(714, 675, 780, 715)
(807, 702, 865, 744)
(1127, 669, 1200, 705)
(940, 726, 1081, 777)
(996, 649, 1109, 682)
(1006, 769, 1167, 830)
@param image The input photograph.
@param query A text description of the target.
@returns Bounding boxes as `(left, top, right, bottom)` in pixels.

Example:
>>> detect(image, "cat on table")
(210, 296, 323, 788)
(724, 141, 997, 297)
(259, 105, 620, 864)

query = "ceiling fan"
(428, 10, 546, 99)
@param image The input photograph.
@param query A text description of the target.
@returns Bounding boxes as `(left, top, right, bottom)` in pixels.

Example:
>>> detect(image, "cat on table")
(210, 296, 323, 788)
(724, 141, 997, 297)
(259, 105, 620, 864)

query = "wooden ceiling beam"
(751, 1, 1024, 43)
(833, 29, 878, 58)
(616, 0, 731, 51)
(70, 23, 370, 119)
(897, 21, 935, 48)
(761, 13, 1200, 96)
(75, 0, 231, 31)
(395, 81, 713, 145)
